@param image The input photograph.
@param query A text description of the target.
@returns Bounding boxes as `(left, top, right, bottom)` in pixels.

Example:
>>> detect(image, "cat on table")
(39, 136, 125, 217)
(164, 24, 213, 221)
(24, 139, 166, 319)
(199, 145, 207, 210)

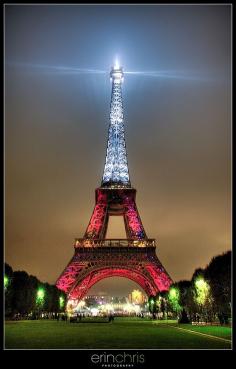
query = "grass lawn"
(5, 318, 232, 349)
(171, 324, 232, 340)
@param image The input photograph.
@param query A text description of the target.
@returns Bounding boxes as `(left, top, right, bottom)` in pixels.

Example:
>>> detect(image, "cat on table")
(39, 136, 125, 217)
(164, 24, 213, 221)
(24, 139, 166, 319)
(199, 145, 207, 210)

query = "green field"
(5, 318, 232, 349)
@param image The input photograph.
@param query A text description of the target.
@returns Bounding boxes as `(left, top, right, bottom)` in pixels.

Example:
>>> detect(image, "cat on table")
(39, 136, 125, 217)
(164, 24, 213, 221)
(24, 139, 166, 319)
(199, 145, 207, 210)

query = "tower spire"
(101, 62, 131, 188)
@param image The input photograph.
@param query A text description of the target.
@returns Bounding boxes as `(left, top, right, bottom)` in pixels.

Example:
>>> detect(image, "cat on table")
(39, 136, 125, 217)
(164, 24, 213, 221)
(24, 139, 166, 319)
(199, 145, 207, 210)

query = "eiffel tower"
(56, 62, 172, 306)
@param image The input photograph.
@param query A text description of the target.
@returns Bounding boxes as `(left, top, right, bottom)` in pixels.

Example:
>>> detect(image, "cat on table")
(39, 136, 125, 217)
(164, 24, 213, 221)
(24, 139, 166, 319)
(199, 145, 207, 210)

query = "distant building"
(85, 294, 111, 305)
(84, 292, 147, 307)
(128, 289, 147, 305)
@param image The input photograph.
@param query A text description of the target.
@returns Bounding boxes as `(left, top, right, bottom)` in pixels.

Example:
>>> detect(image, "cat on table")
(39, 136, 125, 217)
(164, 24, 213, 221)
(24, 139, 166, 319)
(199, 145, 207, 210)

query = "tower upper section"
(101, 63, 131, 188)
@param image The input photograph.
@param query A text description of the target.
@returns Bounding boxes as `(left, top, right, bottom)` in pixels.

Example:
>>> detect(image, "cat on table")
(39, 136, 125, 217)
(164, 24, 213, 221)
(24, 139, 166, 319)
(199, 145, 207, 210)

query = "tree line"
(5, 250, 231, 322)
(148, 250, 231, 324)
(4, 263, 66, 318)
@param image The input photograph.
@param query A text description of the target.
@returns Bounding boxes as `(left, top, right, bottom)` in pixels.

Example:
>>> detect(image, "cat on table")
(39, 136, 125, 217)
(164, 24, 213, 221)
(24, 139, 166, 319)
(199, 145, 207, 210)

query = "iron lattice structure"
(102, 66, 130, 187)
(56, 64, 172, 303)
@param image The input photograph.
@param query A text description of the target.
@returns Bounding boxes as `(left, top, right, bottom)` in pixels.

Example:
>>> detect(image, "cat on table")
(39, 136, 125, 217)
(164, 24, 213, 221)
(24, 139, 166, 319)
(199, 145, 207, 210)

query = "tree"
(58, 293, 66, 312)
(148, 295, 156, 318)
(11, 271, 33, 314)
(43, 283, 52, 312)
(175, 280, 195, 320)
(50, 285, 65, 313)
(10, 271, 42, 315)
(155, 291, 169, 319)
(36, 285, 46, 316)
(4, 264, 66, 317)
(178, 309, 190, 324)
(168, 285, 182, 318)
(28, 275, 39, 312)
(4, 263, 13, 287)
(191, 268, 205, 283)
(177, 280, 192, 309)
(204, 250, 231, 316)
(4, 263, 14, 316)
(193, 275, 213, 322)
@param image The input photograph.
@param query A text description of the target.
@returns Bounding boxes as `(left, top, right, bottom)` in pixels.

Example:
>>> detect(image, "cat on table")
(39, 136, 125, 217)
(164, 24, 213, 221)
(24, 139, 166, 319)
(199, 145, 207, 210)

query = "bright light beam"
(125, 70, 209, 81)
(6, 61, 106, 75)
(6, 62, 209, 81)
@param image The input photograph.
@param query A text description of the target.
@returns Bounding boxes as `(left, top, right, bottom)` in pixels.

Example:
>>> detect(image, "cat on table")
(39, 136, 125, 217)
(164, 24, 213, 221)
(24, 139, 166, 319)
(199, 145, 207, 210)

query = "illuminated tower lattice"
(102, 66, 130, 187)
(56, 63, 172, 303)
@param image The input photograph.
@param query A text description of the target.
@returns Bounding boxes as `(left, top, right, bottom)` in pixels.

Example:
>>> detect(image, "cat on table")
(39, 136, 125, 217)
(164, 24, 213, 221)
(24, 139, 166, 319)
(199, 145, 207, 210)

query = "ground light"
(4, 275, 9, 289)
(149, 298, 155, 314)
(36, 287, 45, 305)
(168, 286, 181, 316)
(168, 287, 180, 306)
(194, 277, 211, 305)
(169, 287, 177, 298)
(59, 296, 65, 309)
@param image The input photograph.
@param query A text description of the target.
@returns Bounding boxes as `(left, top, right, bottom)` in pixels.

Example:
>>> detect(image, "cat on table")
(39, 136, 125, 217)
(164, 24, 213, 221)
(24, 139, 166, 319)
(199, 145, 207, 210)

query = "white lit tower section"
(102, 62, 131, 188)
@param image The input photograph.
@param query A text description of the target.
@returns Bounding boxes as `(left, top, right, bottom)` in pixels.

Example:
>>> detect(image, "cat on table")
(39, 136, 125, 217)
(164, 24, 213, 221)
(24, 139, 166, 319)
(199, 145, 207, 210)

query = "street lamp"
(36, 288, 45, 302)
(148, 297, 156, 319)
(36, 287, 45, 318)
(169, 287, 177, 299)
(195, 277, 210, 305)
(194, 276, 211, 322)
(149, 299, 154, 311)
(4, 275, 9, 290)
(195, 277, 205, 288)
(59, 296, 65, 310)
(168, 287, 180, 320)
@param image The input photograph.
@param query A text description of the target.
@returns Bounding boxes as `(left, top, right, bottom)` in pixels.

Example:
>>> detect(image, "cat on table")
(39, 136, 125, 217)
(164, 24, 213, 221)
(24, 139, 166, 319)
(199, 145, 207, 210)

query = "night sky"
(5, 4, 231, 296)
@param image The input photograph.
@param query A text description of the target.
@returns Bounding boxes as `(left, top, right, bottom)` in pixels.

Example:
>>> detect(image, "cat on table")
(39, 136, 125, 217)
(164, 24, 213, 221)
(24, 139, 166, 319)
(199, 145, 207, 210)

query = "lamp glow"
(36, 287, 45, 305)
(195, 277, 211, 306)
(168, 286, 181, 313)
(195, 278, 206, 289)
(4, 275, 9, 289)
(169, 287, 177, 298)
(37, 289, 44, 299)
(59, 296, 65, 309)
